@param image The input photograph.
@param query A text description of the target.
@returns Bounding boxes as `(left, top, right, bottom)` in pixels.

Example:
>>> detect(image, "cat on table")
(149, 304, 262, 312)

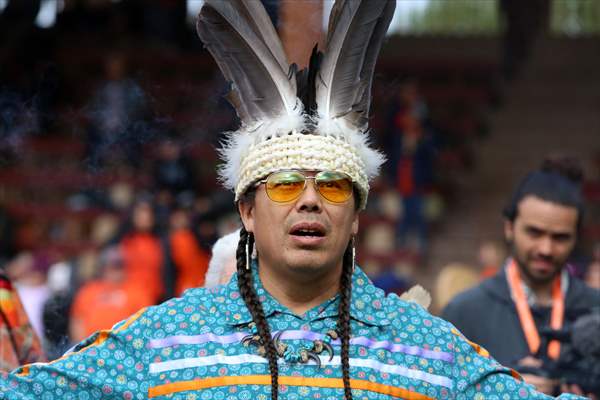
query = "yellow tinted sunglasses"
(258, 170, 354, 204)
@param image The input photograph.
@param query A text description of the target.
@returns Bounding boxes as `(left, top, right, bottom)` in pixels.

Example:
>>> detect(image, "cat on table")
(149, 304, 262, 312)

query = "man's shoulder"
(567, 275, 600, 307)
(118, 285, 232, 335)
(383, 292, 455, 333)
(156, 284, 231, 315)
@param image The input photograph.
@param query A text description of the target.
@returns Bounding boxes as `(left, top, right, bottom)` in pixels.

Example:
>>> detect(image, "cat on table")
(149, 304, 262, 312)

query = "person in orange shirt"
(164, 206, 210, 297)
(119, 198, 164, 303)
(69, 246, 153, 342)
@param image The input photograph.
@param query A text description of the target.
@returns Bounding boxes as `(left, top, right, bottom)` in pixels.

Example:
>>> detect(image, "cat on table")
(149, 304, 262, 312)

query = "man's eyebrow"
(524, 225, 545, 235)
(523, 224, 573, 238)
(551, 232, 574, 240)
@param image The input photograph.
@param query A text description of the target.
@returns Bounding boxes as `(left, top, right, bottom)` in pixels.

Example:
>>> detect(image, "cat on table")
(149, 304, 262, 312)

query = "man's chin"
(287, 255, 324, 270)
(531, 272, 556, 284)
(527, 267, 561, 285)
(284, 251, 334, 272)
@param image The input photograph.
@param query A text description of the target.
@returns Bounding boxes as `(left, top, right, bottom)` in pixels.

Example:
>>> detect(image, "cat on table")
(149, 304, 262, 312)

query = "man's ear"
(238, 200, 255, 233)
(504, 219, 514, 242)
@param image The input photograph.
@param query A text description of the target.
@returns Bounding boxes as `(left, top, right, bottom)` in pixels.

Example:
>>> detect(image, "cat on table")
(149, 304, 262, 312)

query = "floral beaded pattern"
(0, 265, 586, 400)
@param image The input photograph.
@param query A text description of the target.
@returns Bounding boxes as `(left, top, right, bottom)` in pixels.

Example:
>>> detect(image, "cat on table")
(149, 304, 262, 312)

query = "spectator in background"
(478, 240, 507, 280)
(162, 204, 210, 298)
(433, 262, 479, 313)
(442, 157, 600, 396)
(192, 190, 237, 250)
(84, 52, 149, 170)
(117, 197, 164, 303)
(584, 244, 600, 289)
(70, 246, 153, 343)
(152, 137, 197, 207)
(0, 270, 45, 371)
(4, 251, 51, 341)
(585, 259, 600, 289)
(42, 261, 76, 360)
(387, 79, 436, 253)
(0, 89, 38, 158)
(0, 206, 16, 267)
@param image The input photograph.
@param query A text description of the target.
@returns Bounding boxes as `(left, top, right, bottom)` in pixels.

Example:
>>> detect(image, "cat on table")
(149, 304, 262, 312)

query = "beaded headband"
(197, 0, 395, 209)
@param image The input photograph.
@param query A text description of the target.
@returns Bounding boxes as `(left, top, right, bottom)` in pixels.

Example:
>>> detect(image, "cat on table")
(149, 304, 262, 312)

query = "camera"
(536, 311, 600, 397)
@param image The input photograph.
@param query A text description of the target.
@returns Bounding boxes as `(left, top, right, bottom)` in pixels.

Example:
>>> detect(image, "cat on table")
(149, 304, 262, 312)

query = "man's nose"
(537, 237, 554, 256)
(296, 179, 322, 212)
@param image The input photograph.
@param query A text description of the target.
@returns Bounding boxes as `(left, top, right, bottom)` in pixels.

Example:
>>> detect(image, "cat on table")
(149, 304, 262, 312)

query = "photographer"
(443, 157, 600, 397)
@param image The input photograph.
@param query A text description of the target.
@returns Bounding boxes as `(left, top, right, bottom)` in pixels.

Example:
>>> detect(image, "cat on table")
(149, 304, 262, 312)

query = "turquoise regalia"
(0, 263, 584, 399)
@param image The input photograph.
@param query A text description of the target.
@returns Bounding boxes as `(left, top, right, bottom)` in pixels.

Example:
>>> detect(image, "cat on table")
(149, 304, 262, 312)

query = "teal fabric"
(0, 263, 585, 399)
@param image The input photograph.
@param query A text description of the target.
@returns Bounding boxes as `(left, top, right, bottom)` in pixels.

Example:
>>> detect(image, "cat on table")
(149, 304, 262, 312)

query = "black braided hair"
(236, 227, 279, 400)
(337, 239, 354, 400)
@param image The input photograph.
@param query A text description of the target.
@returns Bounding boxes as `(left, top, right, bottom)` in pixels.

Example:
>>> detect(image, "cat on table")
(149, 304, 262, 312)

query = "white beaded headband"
(197, 0, 395, 209)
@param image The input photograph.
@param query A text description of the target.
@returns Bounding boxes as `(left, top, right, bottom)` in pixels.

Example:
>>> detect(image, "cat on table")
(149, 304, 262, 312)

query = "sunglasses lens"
(265, 171, 306, 202)
(316, 171, 353, 203)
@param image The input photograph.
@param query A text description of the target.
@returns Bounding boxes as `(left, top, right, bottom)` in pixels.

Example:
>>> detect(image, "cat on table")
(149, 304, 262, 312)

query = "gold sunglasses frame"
(257, 170, 354, 204)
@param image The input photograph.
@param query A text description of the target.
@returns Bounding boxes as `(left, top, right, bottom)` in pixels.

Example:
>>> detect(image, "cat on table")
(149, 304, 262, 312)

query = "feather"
(204, 229, 240, 288)
(296, 45, 323, 116)
(237, 0, 295, 91)
(197, 0, 298, 124)
(316, 0, 395, 131)
(400, 285, 432, 310)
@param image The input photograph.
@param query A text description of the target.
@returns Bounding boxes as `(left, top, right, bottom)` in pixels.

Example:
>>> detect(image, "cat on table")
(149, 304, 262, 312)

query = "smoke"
(0, 89, 39, 163)
(81, 77, 165, 172)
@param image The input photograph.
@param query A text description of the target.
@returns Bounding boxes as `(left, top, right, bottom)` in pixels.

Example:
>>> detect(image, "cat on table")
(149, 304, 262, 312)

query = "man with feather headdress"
(0, 1, 587, 399)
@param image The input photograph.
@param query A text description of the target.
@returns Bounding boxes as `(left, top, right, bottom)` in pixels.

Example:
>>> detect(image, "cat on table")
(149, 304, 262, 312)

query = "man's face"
(504, 195, 578, 286)
(239, 171, 359, 279)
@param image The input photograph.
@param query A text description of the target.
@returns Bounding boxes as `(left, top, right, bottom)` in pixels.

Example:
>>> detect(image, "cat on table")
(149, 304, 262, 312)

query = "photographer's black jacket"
(442, 266, 600, 367)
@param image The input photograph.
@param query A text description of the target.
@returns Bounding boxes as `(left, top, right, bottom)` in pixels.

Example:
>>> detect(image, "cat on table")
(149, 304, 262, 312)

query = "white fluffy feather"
(204, 229, 241, 288)
(218, 101, 305, 189)
(400, 285, 432, 310)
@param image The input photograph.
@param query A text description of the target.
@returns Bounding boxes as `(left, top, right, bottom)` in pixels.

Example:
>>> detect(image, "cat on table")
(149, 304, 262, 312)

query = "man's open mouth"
(289, 223, 326, 238)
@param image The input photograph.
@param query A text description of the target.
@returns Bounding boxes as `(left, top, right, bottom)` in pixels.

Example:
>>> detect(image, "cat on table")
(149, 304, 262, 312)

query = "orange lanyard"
(506, 260, 564, 360)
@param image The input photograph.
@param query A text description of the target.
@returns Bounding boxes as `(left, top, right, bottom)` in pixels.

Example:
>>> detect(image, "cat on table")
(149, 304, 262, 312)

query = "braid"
(336, 239, 354, 400)
(236, 227, 279, 400)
